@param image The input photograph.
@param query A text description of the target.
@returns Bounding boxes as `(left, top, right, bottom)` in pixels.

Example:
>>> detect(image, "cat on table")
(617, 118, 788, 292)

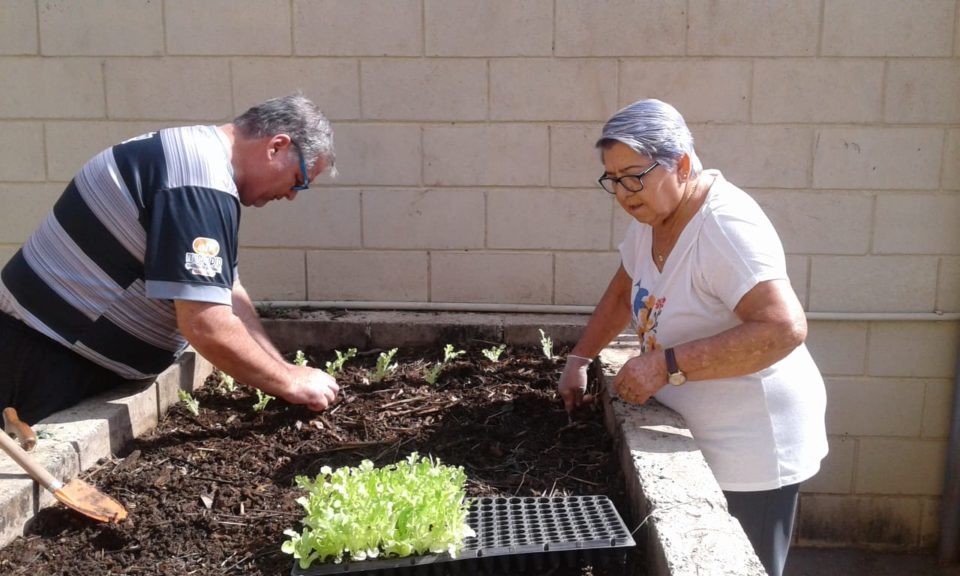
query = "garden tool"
(0, 407, 128, 523)
(4, 407, 37, 450)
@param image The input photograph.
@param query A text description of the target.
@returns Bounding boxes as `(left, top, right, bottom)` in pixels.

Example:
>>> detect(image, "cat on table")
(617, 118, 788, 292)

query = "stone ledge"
(599, 334, 765, 576)
(0, 350, 212, 548)
(260, 309, 591, 352)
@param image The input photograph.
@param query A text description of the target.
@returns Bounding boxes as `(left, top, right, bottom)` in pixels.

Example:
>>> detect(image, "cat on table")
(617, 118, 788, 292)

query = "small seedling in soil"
(481, 344, 506, 362)
(252, 389, 274, 412)
(293, 350, 308, 367)
(539, 328, 554, 360)
(325, 347, 357, 375)
(217, 369, 237, 393)
(424, 344, 466, 385)
(177, 389, 200, 416)
(369, 348, 399, 383)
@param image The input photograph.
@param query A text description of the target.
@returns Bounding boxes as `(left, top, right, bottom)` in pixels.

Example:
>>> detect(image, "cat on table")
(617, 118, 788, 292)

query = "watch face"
(668, 372, 687, 386)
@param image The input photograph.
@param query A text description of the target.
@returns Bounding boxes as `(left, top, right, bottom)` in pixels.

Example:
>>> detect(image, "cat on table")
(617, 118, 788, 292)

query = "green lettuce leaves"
(282, 453, 475, 569)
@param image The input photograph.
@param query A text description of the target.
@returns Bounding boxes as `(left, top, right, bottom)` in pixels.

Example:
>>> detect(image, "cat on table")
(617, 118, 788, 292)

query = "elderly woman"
(558, 99, 827, 576)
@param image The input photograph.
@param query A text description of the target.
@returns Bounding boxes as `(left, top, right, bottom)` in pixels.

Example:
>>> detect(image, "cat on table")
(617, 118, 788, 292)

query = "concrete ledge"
(600, 334, 765, 576)
(261, 309, 591, 351)
(0, 350, 212, 548)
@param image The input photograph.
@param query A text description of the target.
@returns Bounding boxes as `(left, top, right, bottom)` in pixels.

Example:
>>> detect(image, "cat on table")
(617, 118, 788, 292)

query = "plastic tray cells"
(292, 495, 636, 576)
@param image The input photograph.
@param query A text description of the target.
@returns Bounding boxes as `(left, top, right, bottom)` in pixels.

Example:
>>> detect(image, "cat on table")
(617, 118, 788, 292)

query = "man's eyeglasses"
(291, 143, 310, 192)
(598, 161, 660, 195)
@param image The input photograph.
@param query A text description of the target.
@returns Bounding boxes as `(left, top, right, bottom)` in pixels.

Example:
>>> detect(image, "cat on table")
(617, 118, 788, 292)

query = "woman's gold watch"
(665, 347, 687, 386)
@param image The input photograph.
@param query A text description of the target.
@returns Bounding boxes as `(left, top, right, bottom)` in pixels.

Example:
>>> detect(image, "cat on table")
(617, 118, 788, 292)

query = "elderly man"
(0, 93, 340, 424)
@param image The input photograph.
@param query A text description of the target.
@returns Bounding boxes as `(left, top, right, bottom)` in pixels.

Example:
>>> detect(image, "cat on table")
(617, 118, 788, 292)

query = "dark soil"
(0, 342, 637, 575)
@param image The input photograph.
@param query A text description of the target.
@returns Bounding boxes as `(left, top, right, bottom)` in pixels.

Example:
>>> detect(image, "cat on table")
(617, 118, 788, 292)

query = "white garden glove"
(557, 354, 595, 413)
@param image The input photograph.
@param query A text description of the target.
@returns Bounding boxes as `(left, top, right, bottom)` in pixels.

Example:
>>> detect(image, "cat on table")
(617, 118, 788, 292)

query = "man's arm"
(230, 278, 285, 363)
(175, 299, 338, 411)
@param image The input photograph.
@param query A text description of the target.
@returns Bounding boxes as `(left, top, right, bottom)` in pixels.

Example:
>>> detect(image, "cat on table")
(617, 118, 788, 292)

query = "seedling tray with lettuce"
(283, 453, 475, 570)
(284, 456, 634, 575)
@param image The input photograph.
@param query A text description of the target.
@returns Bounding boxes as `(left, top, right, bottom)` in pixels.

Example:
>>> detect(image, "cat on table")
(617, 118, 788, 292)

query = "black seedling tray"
(291, 495, 635, 575)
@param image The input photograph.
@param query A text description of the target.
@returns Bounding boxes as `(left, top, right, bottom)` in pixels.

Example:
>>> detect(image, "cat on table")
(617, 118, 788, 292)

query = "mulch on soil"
(0, 342, 636, 575)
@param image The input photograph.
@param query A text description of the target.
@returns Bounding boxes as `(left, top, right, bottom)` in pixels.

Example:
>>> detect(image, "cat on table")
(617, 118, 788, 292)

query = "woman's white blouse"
(618, 170, 828, 491)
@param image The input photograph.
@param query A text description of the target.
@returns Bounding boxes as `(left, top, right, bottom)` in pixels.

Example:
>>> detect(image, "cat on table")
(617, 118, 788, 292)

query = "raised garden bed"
(0, 341, 639, 575)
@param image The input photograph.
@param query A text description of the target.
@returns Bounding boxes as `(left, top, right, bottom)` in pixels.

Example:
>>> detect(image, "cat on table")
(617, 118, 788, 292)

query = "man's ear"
(268, 133, 293, 157)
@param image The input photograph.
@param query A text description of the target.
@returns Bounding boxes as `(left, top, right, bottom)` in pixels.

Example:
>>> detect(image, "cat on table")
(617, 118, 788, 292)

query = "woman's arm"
(559, 264, 633, 412)
(676, 278, 806, 381)
(569, 264, 634, 358)
(613, 278, 806, 404)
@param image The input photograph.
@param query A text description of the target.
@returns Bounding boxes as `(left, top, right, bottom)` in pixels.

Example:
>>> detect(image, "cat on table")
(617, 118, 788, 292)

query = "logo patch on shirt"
(185, 237, 223, 277)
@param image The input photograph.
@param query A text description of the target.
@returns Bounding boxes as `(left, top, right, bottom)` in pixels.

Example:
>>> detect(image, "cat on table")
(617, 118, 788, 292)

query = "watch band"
(665, 347, 680, 374)
(665, 347, 687, 386)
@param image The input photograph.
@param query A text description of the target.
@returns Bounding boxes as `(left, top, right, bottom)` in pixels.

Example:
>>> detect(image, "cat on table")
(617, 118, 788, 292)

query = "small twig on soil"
(379, 396, 423, 409)
(564, 474, 603, 486)
(555, 420, 591, 437)
(217, 510, 300, 522)
(312, 440, 393, 455)
(372, 436, 416, 462)
(191, 475, 242, 486)
(219, 551, 237, 567)
(222, 554, 253, 573)
(512, 469, 528, 496)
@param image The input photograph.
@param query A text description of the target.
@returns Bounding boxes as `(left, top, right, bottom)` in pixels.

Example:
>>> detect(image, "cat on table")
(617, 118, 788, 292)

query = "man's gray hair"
(597, 99, 702, 177)
(234, 92, 337, 176)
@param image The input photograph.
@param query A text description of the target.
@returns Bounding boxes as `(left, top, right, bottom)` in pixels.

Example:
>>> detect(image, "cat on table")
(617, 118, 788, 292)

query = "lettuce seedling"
(481, 344, 506, 363)
(539, 328, 554, 360)
(423, 344, 465, 385)
(217, 370, 236, 393)
(325, 347, 357, 376)
(177, 389, 200, 416)
(252, 389, 274, 412)
(282, 453, 475, 569)
(369, 348, 398, 383)
(294, 350, 308, 367)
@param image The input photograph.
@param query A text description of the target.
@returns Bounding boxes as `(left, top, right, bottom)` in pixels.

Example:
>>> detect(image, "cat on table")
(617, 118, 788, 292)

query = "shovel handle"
(3, 407, 37, 451)
(0, 426, 60, 492)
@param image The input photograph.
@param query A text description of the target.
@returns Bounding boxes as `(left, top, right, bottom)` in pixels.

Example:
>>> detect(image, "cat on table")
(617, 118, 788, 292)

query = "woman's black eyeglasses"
(598, 161, 660, 195)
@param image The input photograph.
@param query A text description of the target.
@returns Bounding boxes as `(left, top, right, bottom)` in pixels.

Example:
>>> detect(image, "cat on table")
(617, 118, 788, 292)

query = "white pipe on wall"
(255, 300, 960, 322)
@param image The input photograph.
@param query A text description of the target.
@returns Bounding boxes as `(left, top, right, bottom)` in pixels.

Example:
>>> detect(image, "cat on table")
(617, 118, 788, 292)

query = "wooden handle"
(0, 425, 59, 492)
(3, 407, 37, 451)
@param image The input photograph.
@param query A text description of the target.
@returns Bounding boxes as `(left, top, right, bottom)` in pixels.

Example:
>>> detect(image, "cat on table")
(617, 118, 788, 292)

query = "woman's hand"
(612, 351, 667, 405)
(557, 355, 594, 413)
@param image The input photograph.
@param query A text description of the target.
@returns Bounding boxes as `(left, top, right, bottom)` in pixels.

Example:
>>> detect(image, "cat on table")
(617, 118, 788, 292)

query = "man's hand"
(612, 352, 667, 405)
(285, 365, 340, 412)
(557, 355, 594, 413)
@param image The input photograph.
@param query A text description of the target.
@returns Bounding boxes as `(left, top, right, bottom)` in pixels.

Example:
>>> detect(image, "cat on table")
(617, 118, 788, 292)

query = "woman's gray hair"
(234, 92, 337, 176)
(597, 99, 702, 177)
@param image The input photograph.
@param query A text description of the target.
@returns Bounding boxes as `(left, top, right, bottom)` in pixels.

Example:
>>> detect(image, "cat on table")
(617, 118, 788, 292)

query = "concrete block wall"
(802, 319, 959, 550)
(0, 0, 958, 552)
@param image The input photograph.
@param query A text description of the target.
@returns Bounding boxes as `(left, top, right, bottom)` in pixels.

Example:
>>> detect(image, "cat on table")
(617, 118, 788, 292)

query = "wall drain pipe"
(940, 341, 960, 565)
(256, 301, 960, 322)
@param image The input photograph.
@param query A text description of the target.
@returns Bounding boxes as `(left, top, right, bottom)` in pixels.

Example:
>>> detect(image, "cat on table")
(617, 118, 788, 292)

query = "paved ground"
(787, 548, 960, 576)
